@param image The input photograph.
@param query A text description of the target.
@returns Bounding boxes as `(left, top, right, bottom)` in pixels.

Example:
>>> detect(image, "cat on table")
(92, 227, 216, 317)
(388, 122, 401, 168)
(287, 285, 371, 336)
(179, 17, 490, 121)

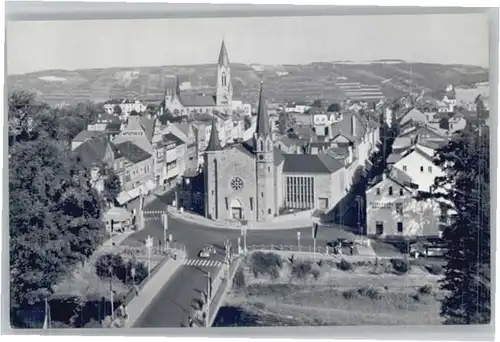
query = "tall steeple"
(218, 40, 230, 68)
(205, 118, 222, 152)
(255, 80, 271, 137)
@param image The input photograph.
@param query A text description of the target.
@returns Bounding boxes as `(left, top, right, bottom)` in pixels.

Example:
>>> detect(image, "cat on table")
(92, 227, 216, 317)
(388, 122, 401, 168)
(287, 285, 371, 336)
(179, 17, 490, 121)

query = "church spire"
(255, 80, 271, 137)
(218, 40, 230, 68)
(175, 75, 181, 94)
(205, 118, 222, 152)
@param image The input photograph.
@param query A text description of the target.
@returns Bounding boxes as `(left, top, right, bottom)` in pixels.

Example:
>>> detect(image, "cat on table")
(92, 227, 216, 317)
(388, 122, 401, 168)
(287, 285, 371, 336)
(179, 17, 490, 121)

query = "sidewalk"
(168, 206, 314, 230)
(123, 251, 186, 328)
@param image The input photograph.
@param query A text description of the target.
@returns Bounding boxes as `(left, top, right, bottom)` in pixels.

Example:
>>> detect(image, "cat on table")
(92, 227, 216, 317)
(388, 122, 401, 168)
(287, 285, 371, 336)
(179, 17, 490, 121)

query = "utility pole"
(162, 212, 168, 253)
(146, 235, 153, 277)
(206, 272, 211, 328)
(297, 231, 301, 250)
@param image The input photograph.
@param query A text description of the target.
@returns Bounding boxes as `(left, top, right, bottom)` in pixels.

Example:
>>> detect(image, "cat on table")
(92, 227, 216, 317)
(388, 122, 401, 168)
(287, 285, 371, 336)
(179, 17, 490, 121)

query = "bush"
(337, 259, 353, 271)
(233, 268, 246, 289)
(426, 264, 443, 275)
(342, 289, 358, 300)
(390, 258, 409, 274)
(95, 254, 124, 279)
(311, 268, 321, 280)
(291, 260, 313, 279)
(418, 284, 433, 295)
(250, 252, 282, 279)
(125, 260, 148, 284)
(357, 286, 382, 300)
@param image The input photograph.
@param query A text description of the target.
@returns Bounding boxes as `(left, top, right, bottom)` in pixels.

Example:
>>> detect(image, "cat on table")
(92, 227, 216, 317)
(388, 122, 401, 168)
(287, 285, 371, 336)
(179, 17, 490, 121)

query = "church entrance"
(230, 199, 243, 220)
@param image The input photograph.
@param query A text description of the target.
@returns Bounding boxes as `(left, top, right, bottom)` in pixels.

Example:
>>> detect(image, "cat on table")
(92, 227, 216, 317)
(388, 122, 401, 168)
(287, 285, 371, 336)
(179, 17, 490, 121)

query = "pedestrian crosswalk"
(182, 259, 223, 268)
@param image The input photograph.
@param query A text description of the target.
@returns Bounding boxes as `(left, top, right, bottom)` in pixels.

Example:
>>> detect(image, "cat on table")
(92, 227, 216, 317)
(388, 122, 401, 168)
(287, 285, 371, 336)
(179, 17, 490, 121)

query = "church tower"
(204, 118, 223, 220)
(253, 81, 275, 221)
(215, 40, 233, 107)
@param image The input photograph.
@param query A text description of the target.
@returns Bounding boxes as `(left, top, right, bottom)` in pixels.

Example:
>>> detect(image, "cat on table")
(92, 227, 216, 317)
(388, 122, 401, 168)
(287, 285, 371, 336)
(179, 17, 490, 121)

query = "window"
(319, 198, 329, 210)
(388, 186, 393, 196)
(260, 141, 264, 151)
(268, 209, 271, 214)
(420, 166, 424, 172)
(376, 188, 380, 195)
(376, 221, 384, 235)
(395, 203, 403, 215)
(402, 165, 407, 171)
(428, 166, 432, 173)
(397, 222, 404, 233)
(268, 166, 270, 172)
(399, 188, 404, 196)
(261, 192, 264, 197)
(250, 197, 253, 211)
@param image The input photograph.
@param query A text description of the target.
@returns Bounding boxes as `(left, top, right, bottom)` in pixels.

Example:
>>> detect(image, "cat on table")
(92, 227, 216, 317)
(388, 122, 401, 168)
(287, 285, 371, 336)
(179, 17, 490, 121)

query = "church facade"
(163, 40, 233, 117)
(203, 82, 350, 224)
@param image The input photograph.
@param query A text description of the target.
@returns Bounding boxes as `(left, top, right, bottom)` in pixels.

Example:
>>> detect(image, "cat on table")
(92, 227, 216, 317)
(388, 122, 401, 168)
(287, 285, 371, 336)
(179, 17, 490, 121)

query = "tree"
(9, 91, 106, 325)
(102, 166, 122, 203)
(417, 121, 490, 324)
(243, 115, 252, 130)
(113, 105, 122, 115)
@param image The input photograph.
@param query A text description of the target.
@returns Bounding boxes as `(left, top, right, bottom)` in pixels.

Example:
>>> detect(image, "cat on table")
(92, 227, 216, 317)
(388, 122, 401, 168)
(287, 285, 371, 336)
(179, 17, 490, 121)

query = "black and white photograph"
(4, 3, 494, 334)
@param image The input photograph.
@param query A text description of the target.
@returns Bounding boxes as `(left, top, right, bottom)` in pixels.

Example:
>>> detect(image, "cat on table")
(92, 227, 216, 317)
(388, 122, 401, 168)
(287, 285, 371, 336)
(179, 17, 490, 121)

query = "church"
(203, 81, 349, 224)
(163, 40, 233, 116)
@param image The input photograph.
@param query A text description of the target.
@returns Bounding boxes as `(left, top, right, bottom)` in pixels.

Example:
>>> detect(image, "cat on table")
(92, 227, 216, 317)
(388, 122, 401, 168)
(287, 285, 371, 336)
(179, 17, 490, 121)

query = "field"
(214, 252, 444, 326)
(8, 62, 488, 106)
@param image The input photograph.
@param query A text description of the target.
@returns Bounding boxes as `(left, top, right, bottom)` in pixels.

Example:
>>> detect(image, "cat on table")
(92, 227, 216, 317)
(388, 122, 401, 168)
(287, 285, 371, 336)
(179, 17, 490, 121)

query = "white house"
(391, 146, 445, 193)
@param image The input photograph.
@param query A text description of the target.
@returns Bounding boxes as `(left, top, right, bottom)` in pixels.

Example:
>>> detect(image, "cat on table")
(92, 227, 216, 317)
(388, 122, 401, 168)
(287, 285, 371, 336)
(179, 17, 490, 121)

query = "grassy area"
(217, 252, 444, 326)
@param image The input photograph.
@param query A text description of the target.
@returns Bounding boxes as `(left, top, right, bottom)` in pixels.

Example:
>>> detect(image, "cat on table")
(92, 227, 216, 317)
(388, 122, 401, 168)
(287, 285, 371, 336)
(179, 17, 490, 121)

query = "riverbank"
(213, 252, 444, 326)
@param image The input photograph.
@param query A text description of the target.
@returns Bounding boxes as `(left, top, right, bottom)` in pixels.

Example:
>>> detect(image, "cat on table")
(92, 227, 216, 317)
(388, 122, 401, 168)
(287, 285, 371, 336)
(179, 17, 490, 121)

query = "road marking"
(182, 259, 222, 268)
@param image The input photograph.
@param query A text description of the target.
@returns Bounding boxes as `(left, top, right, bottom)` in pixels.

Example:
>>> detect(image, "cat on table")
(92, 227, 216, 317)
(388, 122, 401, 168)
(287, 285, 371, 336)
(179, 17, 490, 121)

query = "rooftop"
(113, 141, 152, 163)
(283, 153, 344, 174)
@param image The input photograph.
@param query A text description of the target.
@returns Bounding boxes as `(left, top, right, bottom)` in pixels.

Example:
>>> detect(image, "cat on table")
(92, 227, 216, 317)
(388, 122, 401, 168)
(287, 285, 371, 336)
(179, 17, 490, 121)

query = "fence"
(246, 244, 332, 254)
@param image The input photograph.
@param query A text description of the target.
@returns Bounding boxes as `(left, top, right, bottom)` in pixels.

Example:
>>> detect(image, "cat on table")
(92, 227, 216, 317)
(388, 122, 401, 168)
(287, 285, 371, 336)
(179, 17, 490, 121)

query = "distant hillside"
(7, 62, 488, 107)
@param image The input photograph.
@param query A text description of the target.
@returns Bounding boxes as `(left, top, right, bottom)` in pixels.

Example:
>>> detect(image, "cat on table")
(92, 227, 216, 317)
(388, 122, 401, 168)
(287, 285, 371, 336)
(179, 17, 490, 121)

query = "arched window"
(376, 188, 380, 196)
(388, 186, 393, 196)
(399, 188, 404, 196)
(260, 141, 264, 151)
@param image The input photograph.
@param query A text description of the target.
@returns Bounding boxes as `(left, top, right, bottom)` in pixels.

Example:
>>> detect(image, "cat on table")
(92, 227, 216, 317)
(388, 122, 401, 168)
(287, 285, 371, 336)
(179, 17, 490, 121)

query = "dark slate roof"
(162, 133, 185, 147)
(218, 40, 230, 67)
(113, 141, 152, 163)
(278, 135, 295, 148)
(73, 130, 104, 143)
(73, 136, 111, 166)
(418, 140, 448, 151)
(387, 153, 402, 164)
(140, 116, 156, 142)
(283, 154, 344, 174)
(179, 94, 217, 107)
(107, 122, 122, 132)
(255, 81, 271, 137)
(205, 119, 222, 152)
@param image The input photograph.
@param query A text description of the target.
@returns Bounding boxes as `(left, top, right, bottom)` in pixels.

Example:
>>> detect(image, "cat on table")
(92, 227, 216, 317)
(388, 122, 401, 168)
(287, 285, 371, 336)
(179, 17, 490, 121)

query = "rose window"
(230, 177, 244, 192)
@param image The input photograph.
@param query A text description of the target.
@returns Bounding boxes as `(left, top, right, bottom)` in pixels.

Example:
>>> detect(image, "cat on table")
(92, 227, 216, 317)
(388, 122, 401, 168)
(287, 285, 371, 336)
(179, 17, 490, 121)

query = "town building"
(202, 82, 360, 224)
(163, 40, 233, 116)
(104, 99, 147, 120)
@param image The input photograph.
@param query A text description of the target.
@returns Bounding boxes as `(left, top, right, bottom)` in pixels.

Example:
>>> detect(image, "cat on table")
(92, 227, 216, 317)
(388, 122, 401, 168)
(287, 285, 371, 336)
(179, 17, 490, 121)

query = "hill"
(7, 62, 488, 107)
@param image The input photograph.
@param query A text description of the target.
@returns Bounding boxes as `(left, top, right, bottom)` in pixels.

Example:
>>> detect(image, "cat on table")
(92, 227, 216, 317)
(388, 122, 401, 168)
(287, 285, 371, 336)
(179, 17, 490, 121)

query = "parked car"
(198, 248, 211, 258)
(206, 245, 216, 255)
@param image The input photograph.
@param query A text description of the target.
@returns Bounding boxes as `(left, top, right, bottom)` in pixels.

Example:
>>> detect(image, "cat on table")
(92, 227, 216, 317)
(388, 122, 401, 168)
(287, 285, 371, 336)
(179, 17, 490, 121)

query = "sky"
(7, 13, 490, 75)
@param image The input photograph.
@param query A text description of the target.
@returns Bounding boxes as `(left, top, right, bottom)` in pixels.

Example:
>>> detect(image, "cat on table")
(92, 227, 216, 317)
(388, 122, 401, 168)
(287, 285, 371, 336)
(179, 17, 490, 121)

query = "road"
(127, 191, 393, 327)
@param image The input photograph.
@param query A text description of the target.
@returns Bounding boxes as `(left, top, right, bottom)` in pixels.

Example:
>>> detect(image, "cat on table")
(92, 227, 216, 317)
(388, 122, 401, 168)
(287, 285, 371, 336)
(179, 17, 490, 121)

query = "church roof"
(178, 94, 217, 107)
(283, 154, 344, 174)
(205, 119, 222, 152)
(218, 40, 230, 67)
(255, 81, 271, 137)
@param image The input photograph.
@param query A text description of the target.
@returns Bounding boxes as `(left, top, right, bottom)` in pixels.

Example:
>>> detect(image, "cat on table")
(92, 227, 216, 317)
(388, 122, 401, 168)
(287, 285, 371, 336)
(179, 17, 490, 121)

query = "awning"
(103, 207, 132, 222)
(116, 191, 132, 205)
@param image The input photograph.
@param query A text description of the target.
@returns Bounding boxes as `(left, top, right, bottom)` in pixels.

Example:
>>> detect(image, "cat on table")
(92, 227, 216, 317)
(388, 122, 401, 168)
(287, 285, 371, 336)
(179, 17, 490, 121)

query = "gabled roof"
(417, 140, 448, 151)
(73, 130, 104, 143)
(325, 146, 349, 160)
(283, 153, 344, 174)
(387, 153, 402, 164)
(179, 94, 217, 107)
(113, 141, 152, 163)
(400, 107, 426, 126)
(161, 133, 185, 147)
(73, 136, 112, 166)
(140, 116, 156, 142)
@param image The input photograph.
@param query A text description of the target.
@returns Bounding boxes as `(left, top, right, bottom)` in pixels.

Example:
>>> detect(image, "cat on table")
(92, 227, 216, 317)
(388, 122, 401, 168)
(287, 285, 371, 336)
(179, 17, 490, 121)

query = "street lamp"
(297, 231, 301, 250)
(145, 235, 153, 277)
(205, 272, 212, 328)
